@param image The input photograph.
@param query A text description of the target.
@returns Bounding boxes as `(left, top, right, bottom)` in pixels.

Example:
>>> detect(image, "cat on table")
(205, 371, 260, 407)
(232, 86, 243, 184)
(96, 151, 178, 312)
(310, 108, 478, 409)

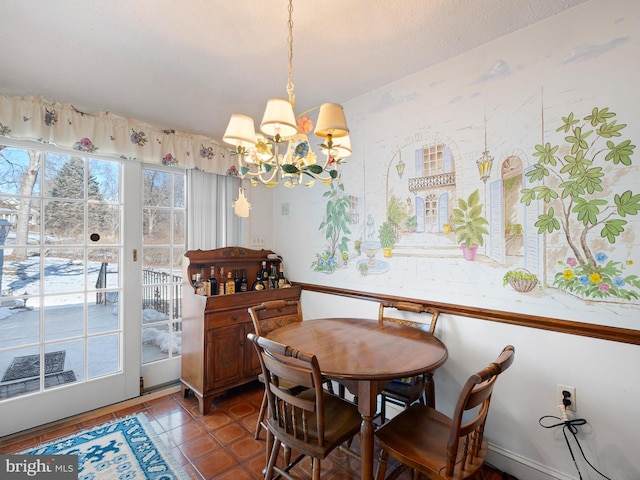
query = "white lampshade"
(323, 134, 352, 159)
(260, 98, 298, 138)
(223, 114, 257, 148)
(314, 103, 349, 138)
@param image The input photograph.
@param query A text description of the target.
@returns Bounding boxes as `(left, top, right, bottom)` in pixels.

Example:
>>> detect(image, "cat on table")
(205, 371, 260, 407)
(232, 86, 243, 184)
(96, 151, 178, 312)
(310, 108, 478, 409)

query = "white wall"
(300, 290, 640, 480)
(270, 1, 640, 478)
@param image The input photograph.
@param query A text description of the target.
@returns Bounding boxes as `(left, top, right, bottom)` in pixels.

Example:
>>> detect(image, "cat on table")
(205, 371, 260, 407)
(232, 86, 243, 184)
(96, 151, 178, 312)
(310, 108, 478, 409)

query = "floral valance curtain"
(0, 93, 234, 174)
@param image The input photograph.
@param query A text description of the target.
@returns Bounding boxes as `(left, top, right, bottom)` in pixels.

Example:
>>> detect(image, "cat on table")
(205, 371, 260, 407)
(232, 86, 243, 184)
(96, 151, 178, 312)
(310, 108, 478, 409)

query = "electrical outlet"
(558, 384, 576, 412)
(251, 235, 264, 247)
(281, 202, 290, 216)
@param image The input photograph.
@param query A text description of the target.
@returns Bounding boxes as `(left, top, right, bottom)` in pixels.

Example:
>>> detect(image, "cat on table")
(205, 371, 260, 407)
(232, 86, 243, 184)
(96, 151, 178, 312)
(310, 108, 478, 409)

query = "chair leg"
(255, 390, 267, 439)
(265, 428, 274, 471)
(265, 437, 281, 480)
(375, 449, 389, 480)
(311, 458, 321, 480)
(425, 372, 435, 408)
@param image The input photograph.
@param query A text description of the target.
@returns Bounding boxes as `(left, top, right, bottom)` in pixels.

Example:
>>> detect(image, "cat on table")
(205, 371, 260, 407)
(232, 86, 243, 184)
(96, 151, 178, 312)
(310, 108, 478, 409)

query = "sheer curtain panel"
(186, 169, 239, 250)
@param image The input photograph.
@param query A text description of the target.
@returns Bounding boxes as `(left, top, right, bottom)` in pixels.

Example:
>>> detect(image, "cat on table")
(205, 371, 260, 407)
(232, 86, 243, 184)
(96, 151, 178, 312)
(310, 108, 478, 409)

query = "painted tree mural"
(311, 181, 352, 273)
(521, 107, 640, 300)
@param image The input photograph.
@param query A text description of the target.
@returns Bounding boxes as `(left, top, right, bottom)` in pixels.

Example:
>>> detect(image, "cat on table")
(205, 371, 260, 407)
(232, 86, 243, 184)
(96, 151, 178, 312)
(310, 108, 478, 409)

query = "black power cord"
(538, 405, 612, 480)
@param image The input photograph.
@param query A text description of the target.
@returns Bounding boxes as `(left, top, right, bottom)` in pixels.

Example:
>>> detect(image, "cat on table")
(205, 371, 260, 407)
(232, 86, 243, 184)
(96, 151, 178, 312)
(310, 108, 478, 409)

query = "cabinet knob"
(232, 315, 239, 321)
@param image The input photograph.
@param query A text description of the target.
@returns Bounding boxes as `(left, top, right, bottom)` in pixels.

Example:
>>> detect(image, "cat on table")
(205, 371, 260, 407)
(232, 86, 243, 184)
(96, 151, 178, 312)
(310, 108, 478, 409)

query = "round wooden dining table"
(267, 317, 448, 480)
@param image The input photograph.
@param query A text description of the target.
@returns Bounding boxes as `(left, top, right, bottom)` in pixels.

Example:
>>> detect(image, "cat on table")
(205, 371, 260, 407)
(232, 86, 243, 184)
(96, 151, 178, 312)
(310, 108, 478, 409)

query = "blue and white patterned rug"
(22, 413, 189, 480)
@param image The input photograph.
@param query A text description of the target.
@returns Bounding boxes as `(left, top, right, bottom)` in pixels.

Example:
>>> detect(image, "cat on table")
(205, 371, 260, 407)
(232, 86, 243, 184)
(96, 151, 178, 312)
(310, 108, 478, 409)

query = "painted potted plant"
(358, 262, 369, 276)
(405, 215, 417, 233)
(451, 189, 489, 261)
(354, 238, 362, 256)
(378, 220, 396, 258)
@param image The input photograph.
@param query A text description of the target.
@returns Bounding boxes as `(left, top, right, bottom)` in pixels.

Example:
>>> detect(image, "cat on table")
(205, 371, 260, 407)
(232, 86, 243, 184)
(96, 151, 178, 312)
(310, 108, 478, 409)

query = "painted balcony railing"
(408, 172, 456, 192)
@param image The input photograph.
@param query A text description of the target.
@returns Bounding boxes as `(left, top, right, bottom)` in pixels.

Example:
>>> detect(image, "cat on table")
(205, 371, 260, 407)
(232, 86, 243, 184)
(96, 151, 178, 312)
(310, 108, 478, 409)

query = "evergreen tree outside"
(45, 156, 108, 241)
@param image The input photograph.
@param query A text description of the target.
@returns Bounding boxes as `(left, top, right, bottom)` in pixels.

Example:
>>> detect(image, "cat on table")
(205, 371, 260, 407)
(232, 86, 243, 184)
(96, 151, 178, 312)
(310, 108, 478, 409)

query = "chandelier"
(222, 0, 352, 188)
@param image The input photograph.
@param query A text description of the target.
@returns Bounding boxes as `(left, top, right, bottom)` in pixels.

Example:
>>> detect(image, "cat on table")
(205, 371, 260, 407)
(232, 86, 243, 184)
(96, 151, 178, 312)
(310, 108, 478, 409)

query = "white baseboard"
(487, 443, 576, 480)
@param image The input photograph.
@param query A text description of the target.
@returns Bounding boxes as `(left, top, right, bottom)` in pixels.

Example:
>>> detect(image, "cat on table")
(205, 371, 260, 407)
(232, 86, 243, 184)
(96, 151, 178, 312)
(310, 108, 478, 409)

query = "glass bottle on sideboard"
(209, 266, 218, 296)
(240, 269, 248, 292)
(252, 271, 265, 291)
(225, 271, 236, 294)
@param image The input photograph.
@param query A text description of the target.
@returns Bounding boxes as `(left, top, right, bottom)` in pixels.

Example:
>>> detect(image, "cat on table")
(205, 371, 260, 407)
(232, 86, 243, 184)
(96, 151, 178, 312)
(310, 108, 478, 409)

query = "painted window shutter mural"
(488, 179, 504, 265)
(523, 165, 542, 280)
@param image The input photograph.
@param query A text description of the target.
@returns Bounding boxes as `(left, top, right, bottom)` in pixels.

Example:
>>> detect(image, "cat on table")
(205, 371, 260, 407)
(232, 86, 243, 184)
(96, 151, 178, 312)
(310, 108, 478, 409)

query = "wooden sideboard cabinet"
(180, 247, 301, 414)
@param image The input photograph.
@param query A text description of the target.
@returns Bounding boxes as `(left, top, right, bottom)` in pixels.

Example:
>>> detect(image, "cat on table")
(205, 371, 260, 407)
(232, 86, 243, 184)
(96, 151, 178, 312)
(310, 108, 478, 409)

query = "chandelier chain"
(286, 0, 295, 103)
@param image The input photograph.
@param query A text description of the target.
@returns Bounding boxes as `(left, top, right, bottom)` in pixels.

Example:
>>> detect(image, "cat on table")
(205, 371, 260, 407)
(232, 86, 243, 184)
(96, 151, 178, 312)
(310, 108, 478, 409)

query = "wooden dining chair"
(378, 301, 440, 423)
(248, 300, 336, 441)
(247, 333, 362, 480)
(374, 345, 515, 480)
(249, 300, 307, 441)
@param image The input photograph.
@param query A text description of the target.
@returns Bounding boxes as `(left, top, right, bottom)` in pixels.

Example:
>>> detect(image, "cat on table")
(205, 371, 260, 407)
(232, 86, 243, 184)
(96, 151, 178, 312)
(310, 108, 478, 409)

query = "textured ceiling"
(0, 0, 590, 142)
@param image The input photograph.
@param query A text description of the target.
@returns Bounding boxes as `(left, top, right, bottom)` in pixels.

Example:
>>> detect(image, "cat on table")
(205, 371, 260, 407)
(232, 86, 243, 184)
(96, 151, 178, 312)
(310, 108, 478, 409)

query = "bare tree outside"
(0, 148, 42, 260)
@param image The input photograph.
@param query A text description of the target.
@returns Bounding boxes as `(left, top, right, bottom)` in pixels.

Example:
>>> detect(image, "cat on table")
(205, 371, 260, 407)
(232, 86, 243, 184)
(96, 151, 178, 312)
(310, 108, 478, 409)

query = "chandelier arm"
(286, 0, 295, 103)
(258, 169, 280, 184)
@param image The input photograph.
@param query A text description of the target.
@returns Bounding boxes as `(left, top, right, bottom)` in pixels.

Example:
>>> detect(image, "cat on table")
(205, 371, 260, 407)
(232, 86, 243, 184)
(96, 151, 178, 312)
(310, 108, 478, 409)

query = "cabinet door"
(244, 323, 261, 377)
(205, 324, 244, 390)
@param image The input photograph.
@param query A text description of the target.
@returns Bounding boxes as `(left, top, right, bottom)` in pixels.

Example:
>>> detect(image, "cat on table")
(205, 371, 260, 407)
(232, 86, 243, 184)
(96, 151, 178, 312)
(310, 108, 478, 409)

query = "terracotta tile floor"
(0, 381, 504, 479)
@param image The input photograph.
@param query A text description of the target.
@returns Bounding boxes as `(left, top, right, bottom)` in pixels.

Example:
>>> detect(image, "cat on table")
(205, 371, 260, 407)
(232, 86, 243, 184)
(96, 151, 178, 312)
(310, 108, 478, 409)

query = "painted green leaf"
(467, 189, 480, 207)
(525, 164, 549, 183)
(565, 126, 592, 155)
(560, 149, 590, 176)
(520, 188, 536, 206)
(535, 186, 559, 203)
(574, 167, 604, 195)
(614, 190, 640, 217)
(281, 164, 299, 174)
(605, 139, 635, 166)
(533, 142, 559, 165)
(584, 107, 615, 126)
(600, 219, 627, 243)
(556, 113, 579, 133)
(597, 120, 626, 138)
(559, 180, 585, 199)
(572, 197, 607, 226)
(535, 207, 561, 233)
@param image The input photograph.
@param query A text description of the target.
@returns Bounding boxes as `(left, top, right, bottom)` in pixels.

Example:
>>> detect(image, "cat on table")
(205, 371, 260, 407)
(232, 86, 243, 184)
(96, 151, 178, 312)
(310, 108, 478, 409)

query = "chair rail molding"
(295, 282, 640, 346)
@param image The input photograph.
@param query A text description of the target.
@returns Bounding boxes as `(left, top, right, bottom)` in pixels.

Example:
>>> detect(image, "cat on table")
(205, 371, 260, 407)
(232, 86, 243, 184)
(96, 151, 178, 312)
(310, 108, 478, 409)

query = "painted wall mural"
(524, 107, 638, 301)
(287, 0, 640, 330)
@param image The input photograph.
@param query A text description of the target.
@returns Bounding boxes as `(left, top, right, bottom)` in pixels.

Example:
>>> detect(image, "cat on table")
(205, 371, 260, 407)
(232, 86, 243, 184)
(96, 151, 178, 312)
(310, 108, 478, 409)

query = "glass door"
(139, 166, 185, 390)
(0, 143, 138, 436)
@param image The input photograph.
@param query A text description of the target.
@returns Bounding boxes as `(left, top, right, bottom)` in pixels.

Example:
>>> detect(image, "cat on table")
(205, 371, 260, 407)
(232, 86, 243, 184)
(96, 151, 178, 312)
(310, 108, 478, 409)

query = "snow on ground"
(0, 256, 181, 378)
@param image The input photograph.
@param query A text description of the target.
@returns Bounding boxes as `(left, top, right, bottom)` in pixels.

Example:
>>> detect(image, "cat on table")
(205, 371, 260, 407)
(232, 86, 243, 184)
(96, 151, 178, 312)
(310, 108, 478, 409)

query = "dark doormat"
(1, 351, 66, 382)
(0, 370, 77, 400)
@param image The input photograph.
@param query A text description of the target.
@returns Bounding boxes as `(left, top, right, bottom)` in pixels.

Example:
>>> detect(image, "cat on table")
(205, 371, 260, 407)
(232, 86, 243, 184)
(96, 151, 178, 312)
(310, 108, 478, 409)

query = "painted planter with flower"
(311, 250, 339, 273)
(503, 269, 539, 293)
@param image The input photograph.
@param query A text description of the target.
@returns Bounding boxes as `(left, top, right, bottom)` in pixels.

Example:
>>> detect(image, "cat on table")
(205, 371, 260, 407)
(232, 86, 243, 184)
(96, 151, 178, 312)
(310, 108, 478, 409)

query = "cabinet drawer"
(206, 309, 250, 329)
